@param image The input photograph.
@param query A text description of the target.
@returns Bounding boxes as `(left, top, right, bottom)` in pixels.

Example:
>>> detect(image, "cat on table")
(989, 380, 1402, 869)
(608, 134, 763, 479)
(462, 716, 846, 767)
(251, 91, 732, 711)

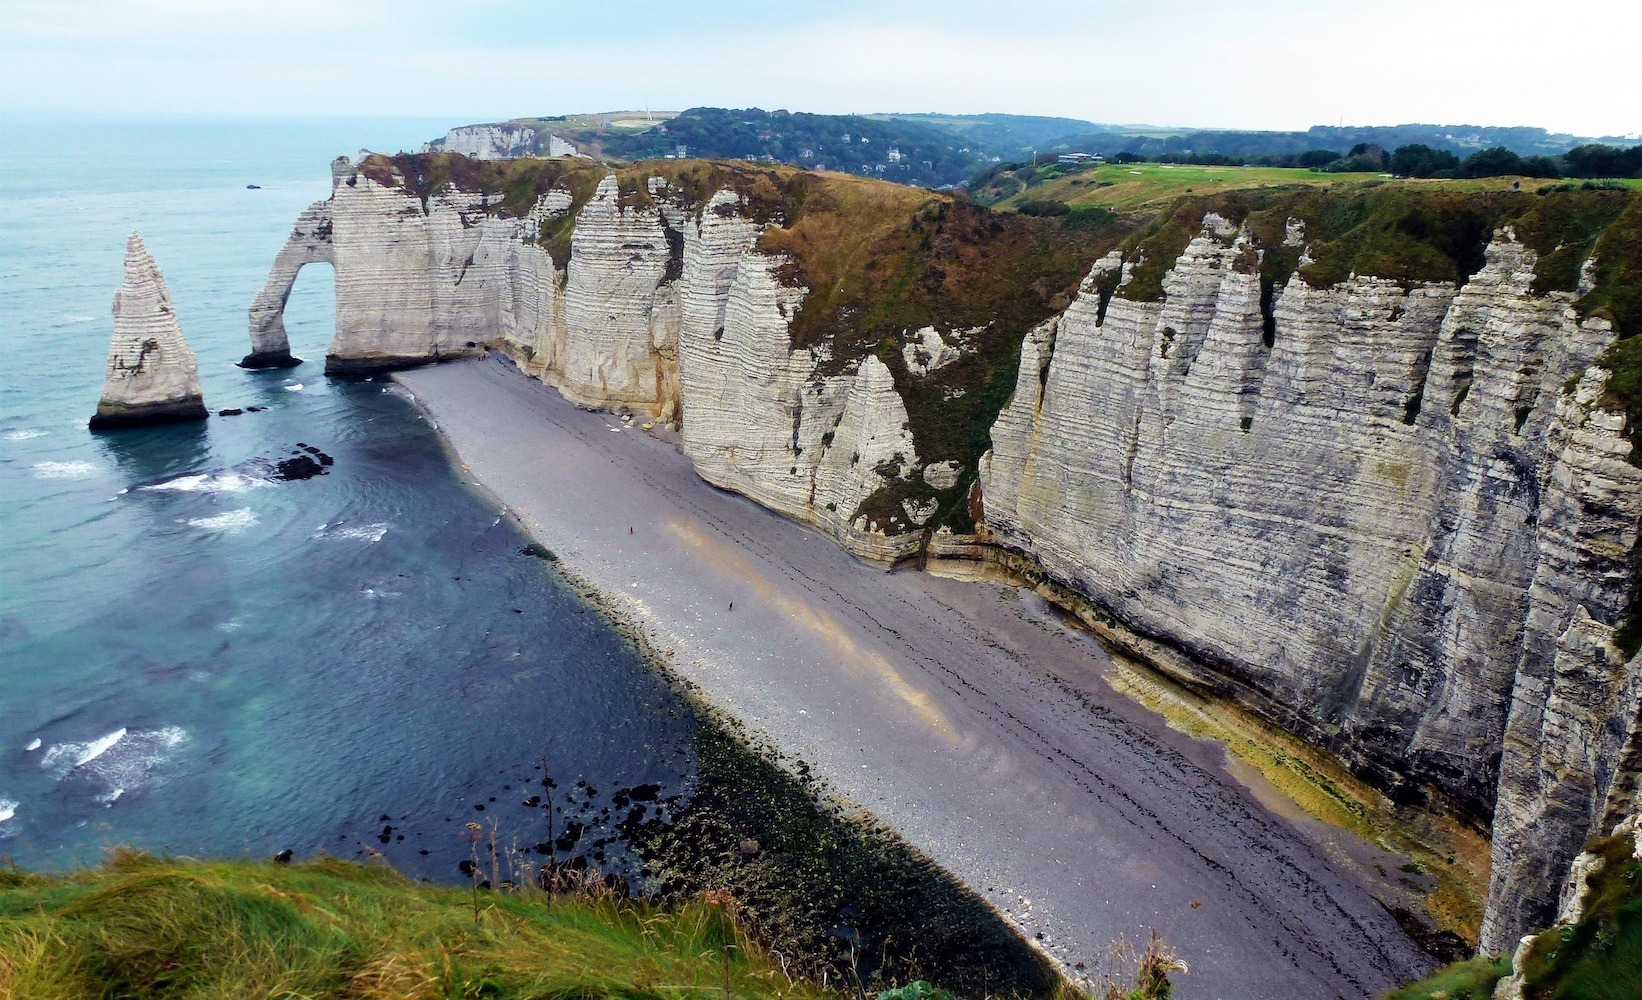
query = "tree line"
(1105, 142, 1642, 180)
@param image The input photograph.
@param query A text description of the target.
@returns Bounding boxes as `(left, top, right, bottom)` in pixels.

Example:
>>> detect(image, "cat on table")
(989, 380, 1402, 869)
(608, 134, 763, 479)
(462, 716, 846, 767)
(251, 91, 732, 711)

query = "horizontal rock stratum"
(253, 153, 1642, 955)
(91, 233, 207, 430)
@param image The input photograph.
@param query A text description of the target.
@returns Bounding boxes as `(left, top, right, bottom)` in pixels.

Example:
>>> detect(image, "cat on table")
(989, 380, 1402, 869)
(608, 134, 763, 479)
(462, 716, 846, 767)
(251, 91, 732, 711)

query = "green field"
(979, 161, 1642, 213)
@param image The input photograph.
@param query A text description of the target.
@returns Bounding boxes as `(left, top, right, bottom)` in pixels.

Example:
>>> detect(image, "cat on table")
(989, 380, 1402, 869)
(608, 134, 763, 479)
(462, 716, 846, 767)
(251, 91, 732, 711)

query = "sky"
(3, 0, 1639, 137)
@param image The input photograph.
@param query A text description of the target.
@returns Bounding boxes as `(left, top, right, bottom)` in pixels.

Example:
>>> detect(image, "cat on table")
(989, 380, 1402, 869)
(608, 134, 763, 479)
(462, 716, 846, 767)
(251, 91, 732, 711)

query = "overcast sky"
(3, 0, 1638, 137)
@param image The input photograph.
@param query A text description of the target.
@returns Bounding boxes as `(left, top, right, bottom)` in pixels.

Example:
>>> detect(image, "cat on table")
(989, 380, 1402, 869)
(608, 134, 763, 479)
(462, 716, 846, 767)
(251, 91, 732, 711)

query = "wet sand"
(396, 355, 1434, 999)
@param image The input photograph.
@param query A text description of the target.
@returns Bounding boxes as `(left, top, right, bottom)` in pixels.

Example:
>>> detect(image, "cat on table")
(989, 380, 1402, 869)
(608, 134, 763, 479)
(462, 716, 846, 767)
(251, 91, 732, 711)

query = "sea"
(0, 116, 697, 879)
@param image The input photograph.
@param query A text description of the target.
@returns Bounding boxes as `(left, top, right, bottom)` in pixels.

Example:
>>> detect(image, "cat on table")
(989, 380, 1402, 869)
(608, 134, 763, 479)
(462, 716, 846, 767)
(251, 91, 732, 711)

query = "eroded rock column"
(90, 234, 207, 429)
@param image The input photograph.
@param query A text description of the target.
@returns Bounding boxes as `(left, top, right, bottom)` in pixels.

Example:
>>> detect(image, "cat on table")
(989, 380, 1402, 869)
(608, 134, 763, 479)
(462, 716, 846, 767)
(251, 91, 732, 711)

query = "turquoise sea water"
(0, 116, 696, 878)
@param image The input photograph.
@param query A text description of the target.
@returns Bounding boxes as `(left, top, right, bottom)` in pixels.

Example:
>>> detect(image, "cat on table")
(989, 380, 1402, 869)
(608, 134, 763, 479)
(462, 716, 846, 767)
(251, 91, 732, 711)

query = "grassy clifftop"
(0, 852, 841, 999)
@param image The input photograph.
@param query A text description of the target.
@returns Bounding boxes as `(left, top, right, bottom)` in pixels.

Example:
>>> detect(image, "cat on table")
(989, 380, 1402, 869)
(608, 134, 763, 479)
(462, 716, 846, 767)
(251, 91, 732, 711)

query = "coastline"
(395, 353, 1434, 999)
(393, 375, 1058, 993)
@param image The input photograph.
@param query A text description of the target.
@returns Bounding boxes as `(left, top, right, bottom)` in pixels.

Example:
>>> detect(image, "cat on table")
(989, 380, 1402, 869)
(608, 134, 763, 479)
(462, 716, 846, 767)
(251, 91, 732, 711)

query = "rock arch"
(240, 200, 333, 368)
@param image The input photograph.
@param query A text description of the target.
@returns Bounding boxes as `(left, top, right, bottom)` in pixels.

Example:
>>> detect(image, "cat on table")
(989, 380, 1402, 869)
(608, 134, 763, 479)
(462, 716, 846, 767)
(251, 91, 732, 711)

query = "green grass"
(979, 161, 1642, 215)
(0, 852, 838, 999)
(1388, 826, 1642, 1000)
(1385, 955, 1512, 1000)
(1515, 831, 1642, 999)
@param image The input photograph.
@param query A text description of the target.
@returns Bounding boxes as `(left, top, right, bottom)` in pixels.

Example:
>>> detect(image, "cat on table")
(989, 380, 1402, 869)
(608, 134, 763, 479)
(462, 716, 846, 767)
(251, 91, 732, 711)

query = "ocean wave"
(4, 429, 46, 441)
(40, 726, 188, 804)
(0, 799, 16, 828)
(186, 509, 258, 533)
(25, 738, 41, 752)
(314, 521, 389, 543)
(140, 472, 269, 494)
(41, 728, 126, 773)
(283, 383, 304, 392)
(32, 460, 98, 480)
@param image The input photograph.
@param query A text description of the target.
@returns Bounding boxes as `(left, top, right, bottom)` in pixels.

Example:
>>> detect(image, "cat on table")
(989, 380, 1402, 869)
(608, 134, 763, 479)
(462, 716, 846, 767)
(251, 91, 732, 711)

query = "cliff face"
(979, 215, 1642, 952)
(258, 157, 1051, 558)
(422, 122, 579, 160)
(255, 156, 1642, 953)
(91, 233, 207, 429)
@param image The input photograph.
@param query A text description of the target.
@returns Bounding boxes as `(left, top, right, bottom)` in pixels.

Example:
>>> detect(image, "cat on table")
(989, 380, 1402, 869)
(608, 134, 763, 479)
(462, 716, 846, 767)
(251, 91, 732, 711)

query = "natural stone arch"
(241, 200, 333, 368)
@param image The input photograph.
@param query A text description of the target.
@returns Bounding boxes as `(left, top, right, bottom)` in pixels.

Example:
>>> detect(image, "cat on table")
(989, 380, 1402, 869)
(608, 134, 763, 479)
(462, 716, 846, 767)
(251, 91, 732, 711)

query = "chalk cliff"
(91, 234, 207, 430)
(423, 123, 578, 160)
(255, 155, 1642, 953)
(978, 215, 1642, 953)
(256, 157, 967, 557)
(244, 197, 332, 368)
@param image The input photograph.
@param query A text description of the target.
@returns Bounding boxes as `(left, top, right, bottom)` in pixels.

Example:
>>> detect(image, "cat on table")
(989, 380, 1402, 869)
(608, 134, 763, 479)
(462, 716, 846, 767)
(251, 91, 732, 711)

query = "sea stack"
(89, 234, 208, 430)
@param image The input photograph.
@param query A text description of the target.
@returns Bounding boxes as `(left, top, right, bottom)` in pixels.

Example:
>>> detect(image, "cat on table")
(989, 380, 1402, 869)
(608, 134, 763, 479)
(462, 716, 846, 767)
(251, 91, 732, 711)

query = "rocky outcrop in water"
(90, 234, 207, 430)
(256, 160, 1642, 952)
(243, 196, 333, 368)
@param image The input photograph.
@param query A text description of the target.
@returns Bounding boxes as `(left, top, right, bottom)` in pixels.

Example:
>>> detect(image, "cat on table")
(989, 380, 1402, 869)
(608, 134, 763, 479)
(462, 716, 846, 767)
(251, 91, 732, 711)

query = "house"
(675, 144, 688, 158)
(757, 129, 774, 141)
(886, 147, 903, 163)
(1057, 152, 1101, 164)
(798, 148, 814, 160)
(841, 133, 852, 143)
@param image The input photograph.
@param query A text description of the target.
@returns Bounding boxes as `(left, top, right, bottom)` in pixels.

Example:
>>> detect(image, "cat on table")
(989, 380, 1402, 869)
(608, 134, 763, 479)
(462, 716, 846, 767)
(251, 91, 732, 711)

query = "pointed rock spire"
(89, 234, 208, 430)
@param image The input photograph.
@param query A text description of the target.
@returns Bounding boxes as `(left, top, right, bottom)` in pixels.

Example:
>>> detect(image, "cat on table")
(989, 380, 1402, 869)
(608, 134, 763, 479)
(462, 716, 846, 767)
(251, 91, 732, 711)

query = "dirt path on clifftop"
(396, 356, 1432, 999)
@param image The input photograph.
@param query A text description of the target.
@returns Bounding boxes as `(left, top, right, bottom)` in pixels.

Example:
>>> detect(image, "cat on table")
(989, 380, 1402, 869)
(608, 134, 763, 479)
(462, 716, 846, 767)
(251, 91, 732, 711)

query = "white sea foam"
(315, 521, 389, 543)
(25, 738, 41, 752)
(76, 728, 125, 767)
(0, 799, 16, 826)
(40, 727, 187, 802)
(186, 509, 258, 533)
(32, 460, 98, 480)
(283, 383, 304, 392)
(141, 472, 268, 494)
(215, 618, 244, 632)
(4, 429, 46, 441)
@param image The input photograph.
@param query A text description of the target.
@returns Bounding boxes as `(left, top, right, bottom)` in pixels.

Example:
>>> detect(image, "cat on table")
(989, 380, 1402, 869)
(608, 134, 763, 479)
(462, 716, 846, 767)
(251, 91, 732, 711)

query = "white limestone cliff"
(90, 234, 207, 430)
(422, 123, 578, 160)
(1481, 364, 1642, 953)
(256, 162, 932, 560)
(243, 198, 332, 368)
(254, 166, 1642, 948)
(980, 220, 1638, 951)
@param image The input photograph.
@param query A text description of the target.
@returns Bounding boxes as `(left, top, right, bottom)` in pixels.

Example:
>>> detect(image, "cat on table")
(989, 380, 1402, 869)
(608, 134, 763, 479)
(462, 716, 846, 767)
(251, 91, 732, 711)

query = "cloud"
(1, 0, 1637, 136)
